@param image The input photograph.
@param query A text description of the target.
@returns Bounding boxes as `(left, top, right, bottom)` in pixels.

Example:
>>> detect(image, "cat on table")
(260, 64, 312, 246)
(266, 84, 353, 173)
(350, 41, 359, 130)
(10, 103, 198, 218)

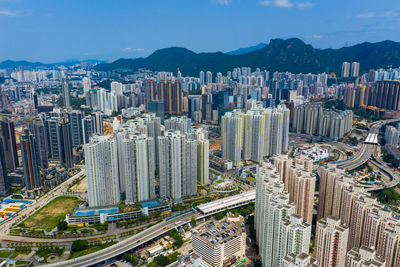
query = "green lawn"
(20, 196, 80, 231)
(0, 250, 17, 259)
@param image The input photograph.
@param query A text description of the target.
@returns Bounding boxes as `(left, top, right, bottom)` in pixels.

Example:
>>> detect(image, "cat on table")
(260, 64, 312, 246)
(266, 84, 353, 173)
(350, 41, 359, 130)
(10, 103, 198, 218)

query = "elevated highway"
(42, 190, 256, 267)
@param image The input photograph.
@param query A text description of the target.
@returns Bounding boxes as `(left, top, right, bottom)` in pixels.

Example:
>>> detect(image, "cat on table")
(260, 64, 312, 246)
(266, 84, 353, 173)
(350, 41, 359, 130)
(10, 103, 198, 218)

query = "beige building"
(274, 154, 315, 223)
(315, 216, 349, 267)
(346, 246, 385, 267)
(192, 216, 246, 267)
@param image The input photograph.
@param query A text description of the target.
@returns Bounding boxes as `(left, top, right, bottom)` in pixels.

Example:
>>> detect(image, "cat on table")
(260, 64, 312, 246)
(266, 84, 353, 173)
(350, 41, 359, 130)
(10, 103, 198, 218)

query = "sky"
(0, 0, 399, 62)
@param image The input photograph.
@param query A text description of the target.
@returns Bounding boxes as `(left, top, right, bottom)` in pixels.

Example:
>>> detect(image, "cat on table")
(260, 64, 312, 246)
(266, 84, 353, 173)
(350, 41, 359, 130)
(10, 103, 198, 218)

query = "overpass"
(335, 119, 400, 170)
(42, 190, 255, 267)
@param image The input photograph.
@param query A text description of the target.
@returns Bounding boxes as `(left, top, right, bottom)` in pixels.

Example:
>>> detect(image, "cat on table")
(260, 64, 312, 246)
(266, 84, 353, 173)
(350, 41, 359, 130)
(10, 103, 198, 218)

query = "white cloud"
(297, 2, 315, 8)
(311, 34, 322, 39)
(260, 0, 293, 8)
(122, 48, 146, 53)
(211, 0, 231, 5)
(356, 10, 398, 19)
(259, 0, 314, 8)
(0, 9, 30, 16)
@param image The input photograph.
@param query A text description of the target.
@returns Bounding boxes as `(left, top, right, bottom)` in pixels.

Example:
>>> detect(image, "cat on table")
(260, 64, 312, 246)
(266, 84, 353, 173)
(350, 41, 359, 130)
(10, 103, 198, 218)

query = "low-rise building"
(192, 216, 246, 267)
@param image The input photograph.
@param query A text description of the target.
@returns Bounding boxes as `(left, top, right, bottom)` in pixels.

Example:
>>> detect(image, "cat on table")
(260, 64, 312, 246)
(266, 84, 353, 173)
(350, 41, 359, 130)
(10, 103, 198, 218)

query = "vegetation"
(57, 221, 68, 231)
(170, 228, 184, 248)
(213, 203, 254, 220)
(20, 196, 80, 231)
(95, 38, 400, 76)
(148, 252, 180, 267)
(122, 253, 139, 265)
(372, 188, 400, 207)
(190, 216, 197, 227)
(69, 241, 117, 259)
(36, 246, 64, 258)
(382, 148, 400, 168)
(0, 250, 18, 259)
(71, 240, 89, 252)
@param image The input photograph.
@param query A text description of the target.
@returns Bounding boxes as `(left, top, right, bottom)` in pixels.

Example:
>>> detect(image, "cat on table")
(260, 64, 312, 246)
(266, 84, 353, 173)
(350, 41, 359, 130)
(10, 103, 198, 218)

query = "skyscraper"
(221, 110, 244, 166)
(45, 118, 74, 169)
(28, 118, 49, 170)
(0, 118, 19, 171)
(20, 129, 41, 191)
(63, 80, 71, 108)
(85, 135, 120, 207)
(68, 110, 83, 147)
(206, 71, 212, 85)
(341, 62, 350, 78)
(351, 62, 360, 77)
(199, 71, 205, 84)
(120, 133, 156, 203)
(274, 154, 315, 224)
(187, 127, 209, 185)
(148, 100, 164, 123)
(158, 130, 198, 201)
(0, 136, 9, 195)
(164, 116, 192, 133)
(315, 216, 349, 267)
(255, 162, 311, 267)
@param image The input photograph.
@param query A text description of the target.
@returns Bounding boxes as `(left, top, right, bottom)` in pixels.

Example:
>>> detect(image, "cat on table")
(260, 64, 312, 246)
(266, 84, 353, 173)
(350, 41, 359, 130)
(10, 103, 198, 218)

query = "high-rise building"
(346, 246, 385, 266)
(342, 62, 350, 78)
(315, 216, 349, 267)
(0, 136, 9, 195)
(0, 118, 19, 171)
(165, 116, 192, 133)
(187, 127, 209, 185)
(222, 104, 290, 166)
(351, 62, 360, 77)
(68, 110, 84, 147)
(274, 154, 315, 224)
(82, 77, 91, 93)
(188, 96, 201, 120)
(199, 71, 205, 85)
(20, 129, 41, 191)
(158, 130, 197, 201)
(45, 118, 74, 169)
(85, 135, 120, 207)
(63, 80, 71, 108)
(28, 118, 49, 170)
(255, 162, 311, 267)
(221, 110, 244, 166)
(206, 71, 212, 85)
(148, 100, 164, 123)
(119, 133, 156, 203)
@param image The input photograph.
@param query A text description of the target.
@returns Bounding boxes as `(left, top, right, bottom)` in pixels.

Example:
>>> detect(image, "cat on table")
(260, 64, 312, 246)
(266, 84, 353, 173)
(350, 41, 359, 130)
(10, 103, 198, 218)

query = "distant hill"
(95, 38, 400, 76)
(227, 42, 267, 55)
(0, 59, 105, 69)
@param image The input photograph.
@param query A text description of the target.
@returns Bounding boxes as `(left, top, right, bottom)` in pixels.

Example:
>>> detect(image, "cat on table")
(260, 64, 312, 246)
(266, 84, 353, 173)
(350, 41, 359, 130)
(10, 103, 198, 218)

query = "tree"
(190, 216, 197, 227)
(71, 239, 89, 252)
(57, 221, 68, 231)
(154, 255, 170, 266)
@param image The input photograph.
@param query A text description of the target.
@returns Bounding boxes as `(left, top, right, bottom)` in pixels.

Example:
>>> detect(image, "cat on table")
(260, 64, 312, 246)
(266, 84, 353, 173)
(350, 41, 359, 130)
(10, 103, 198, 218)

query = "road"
(0, 168, 85, 238)
(335, 119, 400, 170)
(42, 210, 199, 267)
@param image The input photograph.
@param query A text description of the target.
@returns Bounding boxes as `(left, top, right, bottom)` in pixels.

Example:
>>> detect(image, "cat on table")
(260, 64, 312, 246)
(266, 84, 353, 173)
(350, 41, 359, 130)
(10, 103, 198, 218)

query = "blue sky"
(0, 0, 399, 62)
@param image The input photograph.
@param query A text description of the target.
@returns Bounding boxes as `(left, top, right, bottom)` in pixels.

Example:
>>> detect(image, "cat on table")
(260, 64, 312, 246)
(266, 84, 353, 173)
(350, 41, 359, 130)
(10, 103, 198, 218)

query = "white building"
(192, 216, 246, 267)
(255, 162, 311, 267)
(85, 135, 120, 207)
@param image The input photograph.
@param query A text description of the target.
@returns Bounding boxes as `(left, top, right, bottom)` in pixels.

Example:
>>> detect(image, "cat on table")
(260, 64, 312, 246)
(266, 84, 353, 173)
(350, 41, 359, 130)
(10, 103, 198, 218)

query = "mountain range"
(0, 59, 105, 69)
(2, 38, 400, 76)
(94, 38, 400, 76)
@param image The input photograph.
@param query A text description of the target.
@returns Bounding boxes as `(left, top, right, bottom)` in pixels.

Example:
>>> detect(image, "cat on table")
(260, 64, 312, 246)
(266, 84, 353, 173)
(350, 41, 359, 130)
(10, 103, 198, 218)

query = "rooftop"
(193, 217, 244, 247)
